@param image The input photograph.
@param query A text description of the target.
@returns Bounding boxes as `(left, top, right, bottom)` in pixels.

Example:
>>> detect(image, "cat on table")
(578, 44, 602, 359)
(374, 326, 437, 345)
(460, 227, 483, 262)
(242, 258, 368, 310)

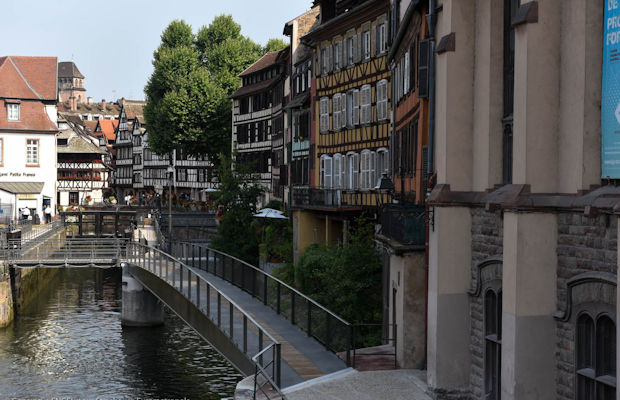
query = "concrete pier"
(121, 267, 164, 327)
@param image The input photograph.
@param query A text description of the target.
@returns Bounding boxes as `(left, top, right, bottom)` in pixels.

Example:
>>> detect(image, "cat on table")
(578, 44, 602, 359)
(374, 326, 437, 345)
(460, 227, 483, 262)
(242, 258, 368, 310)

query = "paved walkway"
(282, 369, 431, 400)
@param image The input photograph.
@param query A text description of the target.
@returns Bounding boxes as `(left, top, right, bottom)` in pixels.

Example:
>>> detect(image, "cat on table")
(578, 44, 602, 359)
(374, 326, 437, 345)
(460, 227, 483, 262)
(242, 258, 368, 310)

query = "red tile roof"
(95, 119, 118, 141)
(83, 120, 98, 134)
(0, 56, 57, 100)
(239, 49, 288, 77)
(0, 99, 57, 131)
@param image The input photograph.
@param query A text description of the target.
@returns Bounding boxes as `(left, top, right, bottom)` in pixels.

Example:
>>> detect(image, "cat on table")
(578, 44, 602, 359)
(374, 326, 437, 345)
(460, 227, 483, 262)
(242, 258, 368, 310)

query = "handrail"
(127, 241, 282, 391)
(176, 241, 353, 366)
(252, 343, 284, 400)
(179, 242, 350, 327)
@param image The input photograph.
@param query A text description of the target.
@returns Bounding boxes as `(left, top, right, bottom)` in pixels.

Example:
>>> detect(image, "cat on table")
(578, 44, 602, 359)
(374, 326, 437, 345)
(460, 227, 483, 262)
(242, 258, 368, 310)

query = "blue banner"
(602, 0, 620, 178)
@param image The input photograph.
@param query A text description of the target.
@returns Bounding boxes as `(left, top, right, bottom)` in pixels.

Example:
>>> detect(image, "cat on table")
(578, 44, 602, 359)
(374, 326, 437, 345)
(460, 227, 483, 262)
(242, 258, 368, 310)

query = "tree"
(210, 154, 265, 265)
(144, 16, 266, 163)
(263, 38, 288, 53)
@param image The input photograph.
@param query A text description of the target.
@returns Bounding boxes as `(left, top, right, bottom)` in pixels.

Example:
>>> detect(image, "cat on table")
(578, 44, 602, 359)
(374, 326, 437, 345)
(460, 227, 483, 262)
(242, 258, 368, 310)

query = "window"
(346, 152, 359, 190)
(377, 80, 388, 121)
(377, 148, 389, 177)
(346, 35, 355, 66)
(334, 41, 342, 70)
(379, 22, 387, 53)
(26, 139, 38, 165)
(333, 94, 342, 131)
(577, 313, 616, 400)
(321, 155, 332, 188)
(7, 103, 19, 121)
(360, 85, 372, 124)
(321, 46, 329, 75)
(362, 30, 371, 60)
(320, 97, 330, 133)
(360, 150, 377, 190)
(484, 289, 502, 400)
(404, 51, 410, 93)
(333, 154, 343, 188)
(177, 168, 187, 182)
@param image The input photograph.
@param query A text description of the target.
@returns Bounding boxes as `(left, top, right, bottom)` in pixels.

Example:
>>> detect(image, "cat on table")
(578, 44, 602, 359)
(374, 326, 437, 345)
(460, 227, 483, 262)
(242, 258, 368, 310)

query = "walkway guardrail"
(4, 237, 128, 267)
(175, 242, 353, 367)
(126, 241, 283, 397)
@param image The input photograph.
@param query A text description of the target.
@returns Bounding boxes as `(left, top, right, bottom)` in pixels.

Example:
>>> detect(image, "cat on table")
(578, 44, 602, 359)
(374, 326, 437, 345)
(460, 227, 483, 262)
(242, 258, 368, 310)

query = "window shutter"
(404, 51, 410, 93)
(356, 32, 362, 63)
(353, 153, 359, 189)
(353, 89, 360, 125)
(341, 93, 347, 129)
(339, 42, 345, 69)
(342, 155, 347, 189)
(410, 43, 416, 92)
(418, 38, 430, 98)
(372, 25, 377, 57)
(328, 45, 333, 73)
(370, 151, 377, 189)
(333, 156, 340, 188)
(325, 157, 332, 188)
(422, 145, 429, 195)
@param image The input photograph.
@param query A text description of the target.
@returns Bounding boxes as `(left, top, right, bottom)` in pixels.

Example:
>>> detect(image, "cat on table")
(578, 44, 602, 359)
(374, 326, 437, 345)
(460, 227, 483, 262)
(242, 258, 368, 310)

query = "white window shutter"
(353, 89, 360, 125)
(370, 151, 377, 188)
(342, 155, 347, 189)
(372, 25, 377, 57)
(353, 153, 359, 189)
(325, 157, 332, 188)
(339, 42, 344, 68)
(355, 32, 361, 63)
(341, 93, 347, 129)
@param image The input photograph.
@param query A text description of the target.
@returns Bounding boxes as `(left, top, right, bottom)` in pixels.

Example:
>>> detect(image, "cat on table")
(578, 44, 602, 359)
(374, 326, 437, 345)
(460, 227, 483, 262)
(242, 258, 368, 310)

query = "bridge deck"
(191, 267, 347, 386)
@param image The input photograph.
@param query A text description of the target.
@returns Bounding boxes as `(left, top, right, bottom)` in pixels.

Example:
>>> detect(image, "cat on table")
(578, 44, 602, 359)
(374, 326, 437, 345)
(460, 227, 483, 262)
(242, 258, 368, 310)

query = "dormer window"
(7, 103, 19, 121)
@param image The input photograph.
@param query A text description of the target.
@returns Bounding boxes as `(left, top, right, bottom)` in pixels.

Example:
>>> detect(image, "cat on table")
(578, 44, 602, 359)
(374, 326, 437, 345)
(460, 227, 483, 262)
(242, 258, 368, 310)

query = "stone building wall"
(555, 213, 617, 400)
(469, 208, 503, 399)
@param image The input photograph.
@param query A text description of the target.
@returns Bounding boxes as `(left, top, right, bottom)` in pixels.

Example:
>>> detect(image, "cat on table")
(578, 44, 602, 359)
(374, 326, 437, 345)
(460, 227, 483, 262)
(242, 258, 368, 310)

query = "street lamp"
(374, 172, 395, 208)
(167, 165, 175, 246)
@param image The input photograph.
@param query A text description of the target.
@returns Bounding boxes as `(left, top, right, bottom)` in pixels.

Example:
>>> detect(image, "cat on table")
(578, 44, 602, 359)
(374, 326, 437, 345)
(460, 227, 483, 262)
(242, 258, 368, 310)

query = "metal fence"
(379, 204, 426, 246)
(174, 241, 353, 367)
(126, 241, 283, 398)
(4, 237, 128, 267)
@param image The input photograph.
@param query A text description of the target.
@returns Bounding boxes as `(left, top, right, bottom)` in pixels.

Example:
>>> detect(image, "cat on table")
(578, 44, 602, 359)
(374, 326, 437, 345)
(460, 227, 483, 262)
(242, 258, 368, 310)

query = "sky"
(0, 0, 313, 102)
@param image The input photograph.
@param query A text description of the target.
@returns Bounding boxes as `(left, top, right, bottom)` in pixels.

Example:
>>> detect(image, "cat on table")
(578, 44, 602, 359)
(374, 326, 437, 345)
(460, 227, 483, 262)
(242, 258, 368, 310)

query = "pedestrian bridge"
(3, 236, 358, 399)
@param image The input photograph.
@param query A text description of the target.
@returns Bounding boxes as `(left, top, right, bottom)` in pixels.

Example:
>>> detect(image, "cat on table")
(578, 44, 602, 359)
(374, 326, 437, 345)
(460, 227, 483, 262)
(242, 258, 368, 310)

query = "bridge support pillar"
(121, 268, 164, 327)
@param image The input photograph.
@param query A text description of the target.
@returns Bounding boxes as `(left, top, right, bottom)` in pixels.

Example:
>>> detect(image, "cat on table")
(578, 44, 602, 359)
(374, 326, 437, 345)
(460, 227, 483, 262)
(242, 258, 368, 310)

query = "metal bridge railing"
(126, 242, 283, 398)
(174, 241, 353, 368)
(4, 237, 128, 267)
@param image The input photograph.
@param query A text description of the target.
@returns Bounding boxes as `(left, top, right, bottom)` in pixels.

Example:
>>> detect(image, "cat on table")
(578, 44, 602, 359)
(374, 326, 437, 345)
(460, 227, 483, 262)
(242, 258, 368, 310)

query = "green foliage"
(263, 38, 288, 53)
(210, 154, 265, 265)
(294, 217, 383, 325)
(144, 16, 268, 163)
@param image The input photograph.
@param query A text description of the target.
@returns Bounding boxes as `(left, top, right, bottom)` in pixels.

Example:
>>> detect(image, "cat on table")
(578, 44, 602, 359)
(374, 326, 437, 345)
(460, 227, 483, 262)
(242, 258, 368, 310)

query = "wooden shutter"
(353, 153, 359, 189)
(355, 32, 362, 63)
(339, 41, 344, 69)
(410, 42, 416, 92)
(353, 89, 360, 125)
(372, 25, 377, 56)
(370, 151, 377, 189)
(418, 38, 430, 98)
(341, 92, 347, 129)
(333, 155, 340, 188)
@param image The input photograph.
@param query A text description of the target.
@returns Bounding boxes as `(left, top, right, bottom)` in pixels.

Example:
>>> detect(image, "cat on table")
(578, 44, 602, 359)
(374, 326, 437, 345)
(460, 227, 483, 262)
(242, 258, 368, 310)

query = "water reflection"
(0, 268, 242, 399)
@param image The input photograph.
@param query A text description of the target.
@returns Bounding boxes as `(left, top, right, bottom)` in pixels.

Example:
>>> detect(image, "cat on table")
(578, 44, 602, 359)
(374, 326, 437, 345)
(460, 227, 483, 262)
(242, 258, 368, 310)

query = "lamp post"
(167, 165, 174, 246)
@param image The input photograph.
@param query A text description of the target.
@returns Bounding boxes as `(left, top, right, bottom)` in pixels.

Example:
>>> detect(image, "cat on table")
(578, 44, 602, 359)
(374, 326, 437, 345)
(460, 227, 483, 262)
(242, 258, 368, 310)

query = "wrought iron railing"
(292, 187, 391, 208)
(126, 241, 283, 397)
(379, 204, 426, 246)
(174, 242, 353, 367)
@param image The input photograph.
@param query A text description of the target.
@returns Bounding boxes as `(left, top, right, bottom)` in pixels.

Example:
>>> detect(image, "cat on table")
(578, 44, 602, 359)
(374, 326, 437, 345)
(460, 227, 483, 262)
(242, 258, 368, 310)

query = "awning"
(284, 92, 310, 110)
(0, 182, 44, 194)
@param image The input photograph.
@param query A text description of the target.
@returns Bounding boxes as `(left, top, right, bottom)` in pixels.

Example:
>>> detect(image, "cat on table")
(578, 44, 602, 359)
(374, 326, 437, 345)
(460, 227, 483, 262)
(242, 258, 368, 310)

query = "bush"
(294, 217, 382, 325)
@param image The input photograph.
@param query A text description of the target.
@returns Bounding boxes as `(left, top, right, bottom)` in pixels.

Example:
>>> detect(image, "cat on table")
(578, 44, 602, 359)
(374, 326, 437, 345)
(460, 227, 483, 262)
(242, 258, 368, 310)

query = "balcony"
(292, 187, 391, 209)
(378, 204, 426, 246)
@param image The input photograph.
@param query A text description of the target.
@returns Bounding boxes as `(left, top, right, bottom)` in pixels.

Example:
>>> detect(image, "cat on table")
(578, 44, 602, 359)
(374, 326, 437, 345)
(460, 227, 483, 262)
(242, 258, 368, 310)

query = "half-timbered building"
(56, 128, 108, 206)
(293, 0, 391, 259)
(284, 7, 320, 212)
(231, 48, 289, 206)
(111, 100, 145, 200)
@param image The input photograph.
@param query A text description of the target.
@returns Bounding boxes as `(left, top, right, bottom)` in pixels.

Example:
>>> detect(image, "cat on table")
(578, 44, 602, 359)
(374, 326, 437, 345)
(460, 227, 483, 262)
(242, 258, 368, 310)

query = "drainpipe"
(426, 0, 437, 181)
(425, 0, 438, 372)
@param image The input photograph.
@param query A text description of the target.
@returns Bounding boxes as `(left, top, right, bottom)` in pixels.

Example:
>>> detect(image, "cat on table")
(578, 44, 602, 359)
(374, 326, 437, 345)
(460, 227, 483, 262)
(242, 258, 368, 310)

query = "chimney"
(87, 97, 93, 104)
(101, 99, 106, 111)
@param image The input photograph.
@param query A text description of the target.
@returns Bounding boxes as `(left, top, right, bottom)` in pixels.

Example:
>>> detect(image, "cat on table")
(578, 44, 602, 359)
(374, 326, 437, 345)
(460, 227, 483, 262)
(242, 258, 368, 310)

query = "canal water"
(0, 268, 243, 399)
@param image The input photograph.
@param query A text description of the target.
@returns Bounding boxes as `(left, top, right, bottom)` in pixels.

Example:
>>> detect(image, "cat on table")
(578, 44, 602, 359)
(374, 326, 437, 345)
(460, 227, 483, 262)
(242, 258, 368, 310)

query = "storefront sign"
(602, 0, 620, 178)
(17, 194, 35, 200)
(0, 172, 36, 178)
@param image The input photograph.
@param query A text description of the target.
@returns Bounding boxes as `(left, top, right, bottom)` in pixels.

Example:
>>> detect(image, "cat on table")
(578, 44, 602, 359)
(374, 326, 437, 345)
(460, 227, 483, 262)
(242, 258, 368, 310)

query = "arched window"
(577, 313, 616, 399)
(485, 288, 502, 400)
(346, 152, 359, 190)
